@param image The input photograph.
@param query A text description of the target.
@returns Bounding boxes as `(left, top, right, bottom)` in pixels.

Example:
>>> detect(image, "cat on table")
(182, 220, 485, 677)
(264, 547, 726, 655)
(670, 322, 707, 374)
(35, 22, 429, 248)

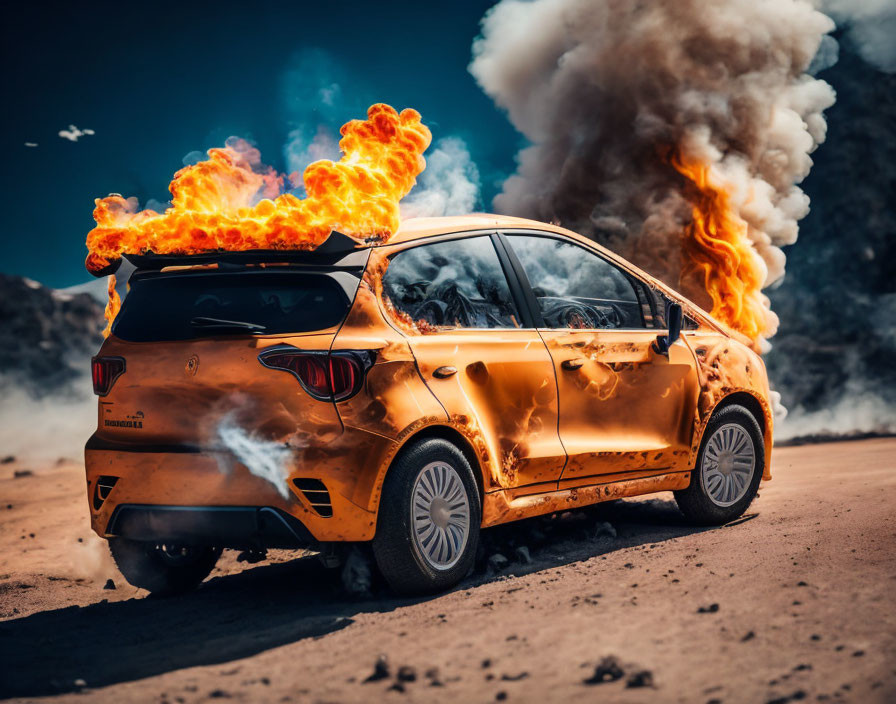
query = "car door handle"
(433, 366, 457, 379)
(561, 358, 585, 370)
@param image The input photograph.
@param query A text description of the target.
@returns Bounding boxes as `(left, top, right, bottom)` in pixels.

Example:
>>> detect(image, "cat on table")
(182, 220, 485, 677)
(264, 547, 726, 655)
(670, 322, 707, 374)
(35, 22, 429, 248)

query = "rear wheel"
(674, 404, 764, 525)
(372, 438, 480, 595)
(109, 538, 221, 596)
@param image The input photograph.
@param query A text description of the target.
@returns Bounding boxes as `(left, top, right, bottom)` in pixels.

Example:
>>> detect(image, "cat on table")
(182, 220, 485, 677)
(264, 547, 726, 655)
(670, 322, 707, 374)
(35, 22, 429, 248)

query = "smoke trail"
(216, 417, 294, 499)
(817, 0, 896, 72)
(401, 137, 482, 218)
(470, 0, 837, 343)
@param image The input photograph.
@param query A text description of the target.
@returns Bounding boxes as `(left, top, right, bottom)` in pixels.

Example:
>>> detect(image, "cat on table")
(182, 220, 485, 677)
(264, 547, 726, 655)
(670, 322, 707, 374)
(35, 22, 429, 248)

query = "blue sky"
(2, 1, 519, 287)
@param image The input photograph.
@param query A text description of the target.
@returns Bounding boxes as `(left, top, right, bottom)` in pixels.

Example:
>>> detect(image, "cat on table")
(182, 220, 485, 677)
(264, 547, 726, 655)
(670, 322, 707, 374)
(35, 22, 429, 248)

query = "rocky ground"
(1, 438, 894, 703)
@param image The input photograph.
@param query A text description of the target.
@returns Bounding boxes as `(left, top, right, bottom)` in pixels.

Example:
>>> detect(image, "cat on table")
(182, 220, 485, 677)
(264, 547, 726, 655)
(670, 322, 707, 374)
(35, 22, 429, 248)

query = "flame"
(85, 103, 432, 274)
(672, 153, 769, 344)
(102, 275, 121, 338)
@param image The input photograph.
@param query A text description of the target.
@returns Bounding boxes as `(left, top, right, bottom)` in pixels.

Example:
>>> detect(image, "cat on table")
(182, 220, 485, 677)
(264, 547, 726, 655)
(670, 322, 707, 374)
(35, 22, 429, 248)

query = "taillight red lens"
(329, 356, 359, 400)
(259, 349, 370, 401)
(91, 356, 126, 396)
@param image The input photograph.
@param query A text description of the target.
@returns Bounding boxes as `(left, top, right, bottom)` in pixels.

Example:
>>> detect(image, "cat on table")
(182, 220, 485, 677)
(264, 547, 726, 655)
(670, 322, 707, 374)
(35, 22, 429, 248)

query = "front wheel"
(674, 404, 764, 525)
(109, 538, 221, 596)
(372, 438, 481, 595)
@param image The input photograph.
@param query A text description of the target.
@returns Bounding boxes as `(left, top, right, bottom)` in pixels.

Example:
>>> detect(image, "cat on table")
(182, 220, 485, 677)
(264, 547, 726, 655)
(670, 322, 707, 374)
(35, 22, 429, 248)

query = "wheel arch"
(376, 424, 486, 516)
(695, 390, 773, 480)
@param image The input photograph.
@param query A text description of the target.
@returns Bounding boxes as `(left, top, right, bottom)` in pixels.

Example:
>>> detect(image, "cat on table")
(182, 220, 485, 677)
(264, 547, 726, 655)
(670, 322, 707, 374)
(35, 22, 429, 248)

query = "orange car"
(85, 214, 773, 595)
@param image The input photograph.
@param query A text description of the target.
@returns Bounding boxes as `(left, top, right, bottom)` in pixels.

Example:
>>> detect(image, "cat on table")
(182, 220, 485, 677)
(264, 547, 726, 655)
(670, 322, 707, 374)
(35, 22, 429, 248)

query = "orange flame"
(102, 274, 121, 339)
(672, 153, 769, 343)
(85, 103, 432, 274)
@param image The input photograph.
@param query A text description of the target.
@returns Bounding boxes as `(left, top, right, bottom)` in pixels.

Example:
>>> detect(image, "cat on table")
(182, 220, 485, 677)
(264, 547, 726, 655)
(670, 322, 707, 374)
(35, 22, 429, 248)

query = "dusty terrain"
(1, 438, 894, 703)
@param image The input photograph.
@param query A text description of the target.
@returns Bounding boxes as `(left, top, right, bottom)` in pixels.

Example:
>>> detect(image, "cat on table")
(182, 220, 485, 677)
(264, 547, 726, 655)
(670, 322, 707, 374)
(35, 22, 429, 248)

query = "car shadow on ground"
(0, 498, 750, 698)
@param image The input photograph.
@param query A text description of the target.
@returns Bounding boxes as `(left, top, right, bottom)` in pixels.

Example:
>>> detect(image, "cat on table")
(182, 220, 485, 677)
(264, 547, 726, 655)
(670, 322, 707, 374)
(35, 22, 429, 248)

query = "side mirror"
(654, 301, 683, 356)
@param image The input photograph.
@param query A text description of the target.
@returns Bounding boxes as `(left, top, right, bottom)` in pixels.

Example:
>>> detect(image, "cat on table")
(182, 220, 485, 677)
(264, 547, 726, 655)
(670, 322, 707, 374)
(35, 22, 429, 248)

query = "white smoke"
(279, 49, 364, 183)
(817, 0, 896, 73)
(216, 417, 294, 499)
(470, 0, 837, 336)
(401, 137, 482, 218)
(0, 373, 95, 462)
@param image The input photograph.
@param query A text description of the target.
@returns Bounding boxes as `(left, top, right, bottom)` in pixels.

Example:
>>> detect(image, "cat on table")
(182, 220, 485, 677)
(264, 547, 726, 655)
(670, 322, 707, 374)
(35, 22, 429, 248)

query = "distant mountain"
(0, 273, 104, 396)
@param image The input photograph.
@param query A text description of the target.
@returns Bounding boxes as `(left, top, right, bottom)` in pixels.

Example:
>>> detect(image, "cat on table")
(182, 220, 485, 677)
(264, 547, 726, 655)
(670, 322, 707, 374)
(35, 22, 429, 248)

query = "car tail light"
(91, 356, 126, 396)
(258, 348, 374, 401)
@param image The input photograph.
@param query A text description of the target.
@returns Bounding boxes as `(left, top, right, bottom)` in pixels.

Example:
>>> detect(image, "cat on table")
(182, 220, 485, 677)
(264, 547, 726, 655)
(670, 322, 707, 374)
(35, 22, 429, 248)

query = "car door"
(502, 232, 700, 487)
(380, 233, 566, 493)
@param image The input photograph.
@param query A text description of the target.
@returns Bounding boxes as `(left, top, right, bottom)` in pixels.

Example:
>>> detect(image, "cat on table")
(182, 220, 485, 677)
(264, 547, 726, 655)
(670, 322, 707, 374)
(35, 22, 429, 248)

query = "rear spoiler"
(93, 232, 370, 277)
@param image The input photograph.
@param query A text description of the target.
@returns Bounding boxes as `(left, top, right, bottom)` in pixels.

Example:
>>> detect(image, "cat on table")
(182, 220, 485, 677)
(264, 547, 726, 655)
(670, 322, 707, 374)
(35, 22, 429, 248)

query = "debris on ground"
(488, 553, 510, 572)
(13, 469, 34, 478)
(626, 669, 654, 688)
(698, 603, 720, 613)
(364, 654, 390, 683)
(396, 665, 417, 682)
(341, 545, 373, 596)
(583, 656, 625, 684)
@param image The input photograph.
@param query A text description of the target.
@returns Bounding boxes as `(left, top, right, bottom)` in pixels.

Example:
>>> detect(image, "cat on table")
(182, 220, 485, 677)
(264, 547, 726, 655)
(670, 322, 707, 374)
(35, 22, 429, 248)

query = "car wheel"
(372, 438, 481, 595)
(109, 537, 221, 596)
(674, 404, 764, 526)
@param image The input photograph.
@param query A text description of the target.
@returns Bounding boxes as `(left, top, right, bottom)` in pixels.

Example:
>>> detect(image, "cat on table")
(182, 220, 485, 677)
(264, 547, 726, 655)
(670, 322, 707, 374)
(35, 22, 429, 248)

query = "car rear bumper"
(106, 505, 315, 549)
(85, 435, 379, 543)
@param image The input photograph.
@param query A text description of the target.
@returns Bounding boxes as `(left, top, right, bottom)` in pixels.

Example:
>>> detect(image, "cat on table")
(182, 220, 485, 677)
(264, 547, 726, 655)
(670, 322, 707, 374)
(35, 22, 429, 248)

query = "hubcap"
(701, 423, 755, 507)
(411, 461, 471, 570)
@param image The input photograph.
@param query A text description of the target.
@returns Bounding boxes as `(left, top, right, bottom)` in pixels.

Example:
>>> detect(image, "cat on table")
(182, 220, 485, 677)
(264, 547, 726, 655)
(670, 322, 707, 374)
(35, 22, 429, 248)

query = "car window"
(382, 236, 521, 330)
(114, 272, 352, 342)
(506, 234, 645, 330)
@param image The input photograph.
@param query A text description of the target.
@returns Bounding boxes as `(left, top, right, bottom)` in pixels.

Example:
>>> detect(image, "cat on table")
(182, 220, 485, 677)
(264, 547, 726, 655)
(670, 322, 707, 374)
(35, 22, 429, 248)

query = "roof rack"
(121, 231, 368, 271)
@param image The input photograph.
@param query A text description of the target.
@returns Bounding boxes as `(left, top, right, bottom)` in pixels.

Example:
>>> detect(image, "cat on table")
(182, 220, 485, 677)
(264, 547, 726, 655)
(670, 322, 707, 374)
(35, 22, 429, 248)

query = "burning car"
(85, 214, 773, 595)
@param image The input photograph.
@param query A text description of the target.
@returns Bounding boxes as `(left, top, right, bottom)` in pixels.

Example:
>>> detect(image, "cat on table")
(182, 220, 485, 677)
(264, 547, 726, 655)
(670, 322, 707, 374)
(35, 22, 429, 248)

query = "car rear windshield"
(113, 271, 353, 342)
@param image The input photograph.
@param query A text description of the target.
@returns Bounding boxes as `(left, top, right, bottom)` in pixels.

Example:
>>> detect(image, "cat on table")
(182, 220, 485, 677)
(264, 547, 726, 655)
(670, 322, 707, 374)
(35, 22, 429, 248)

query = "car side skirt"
(481, 470, 691, 527)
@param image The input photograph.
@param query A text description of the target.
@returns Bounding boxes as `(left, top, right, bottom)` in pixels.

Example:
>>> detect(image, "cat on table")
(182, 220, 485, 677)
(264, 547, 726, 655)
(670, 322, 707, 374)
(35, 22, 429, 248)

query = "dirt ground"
(1, 438, 894, 703)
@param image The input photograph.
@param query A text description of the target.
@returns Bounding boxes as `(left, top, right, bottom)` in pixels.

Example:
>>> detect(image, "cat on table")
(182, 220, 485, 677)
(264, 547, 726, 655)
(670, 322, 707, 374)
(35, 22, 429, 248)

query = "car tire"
(372, 438, 481, 595)
(674, 404, 764, 526)
(109, 538, 221, 596)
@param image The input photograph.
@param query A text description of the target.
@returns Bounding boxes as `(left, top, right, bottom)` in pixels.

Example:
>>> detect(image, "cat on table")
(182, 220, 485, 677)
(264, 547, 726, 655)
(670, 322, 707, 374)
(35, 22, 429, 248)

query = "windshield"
(113, 271, 353, 342)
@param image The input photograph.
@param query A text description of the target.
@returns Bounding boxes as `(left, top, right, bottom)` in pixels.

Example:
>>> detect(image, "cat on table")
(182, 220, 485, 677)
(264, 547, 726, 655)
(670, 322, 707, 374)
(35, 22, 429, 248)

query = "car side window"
(382, 236, 521, 330)
(506, 234, 645, 330)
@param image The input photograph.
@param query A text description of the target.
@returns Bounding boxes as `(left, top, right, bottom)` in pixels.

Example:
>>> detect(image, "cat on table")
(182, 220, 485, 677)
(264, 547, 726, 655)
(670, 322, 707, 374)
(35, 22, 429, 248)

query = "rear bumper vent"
(292, 478, 333, 518)
(93, 475, 119, 510)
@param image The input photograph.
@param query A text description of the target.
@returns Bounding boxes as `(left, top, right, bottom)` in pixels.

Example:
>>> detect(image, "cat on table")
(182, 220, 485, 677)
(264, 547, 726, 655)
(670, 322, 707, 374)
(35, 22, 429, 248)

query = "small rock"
(396, 665, 417, 682)
(13, 469, 33, 478)
(741, 630, 756, 642)
(482, 659, 492, 668)
(364, 654, 390, 683)
(697, 603, 720, 614)
(852, 650, 865, 657)
(208, 691, 231, 699)
(626, 670, 654, 688)
(594, 522, 617, 539)
(793, 663, 812, 671)
(73, 678, 87, 688)
(103, 579, 116, 590)
(501, 672, 529, 681)
(1, 455, 14, 464)
(796, 581, 808, 587)
(583, 656, 624, 685)
(424, 667, 442, 686)
(514, 546, 532, 564)
(488, 553, 510, 572)
(496, 692, 508, 701)
(388, 681, 405, 693)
